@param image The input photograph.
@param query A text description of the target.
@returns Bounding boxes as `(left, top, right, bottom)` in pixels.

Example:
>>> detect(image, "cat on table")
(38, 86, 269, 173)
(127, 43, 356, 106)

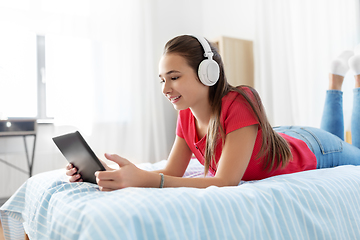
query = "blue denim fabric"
(320, 90, 344, 140)
(352, 88, 360, 148)
(274, 126, 360, 168)
(274, 89, 360, 169)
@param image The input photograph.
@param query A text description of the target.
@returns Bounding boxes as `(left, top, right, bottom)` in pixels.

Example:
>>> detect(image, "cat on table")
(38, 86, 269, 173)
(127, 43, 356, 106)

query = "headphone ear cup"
(198, 59, 220, 86)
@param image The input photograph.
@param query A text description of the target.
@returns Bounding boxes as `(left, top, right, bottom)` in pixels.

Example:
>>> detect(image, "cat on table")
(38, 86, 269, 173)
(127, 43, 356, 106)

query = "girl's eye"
(159, 76, 179, 83)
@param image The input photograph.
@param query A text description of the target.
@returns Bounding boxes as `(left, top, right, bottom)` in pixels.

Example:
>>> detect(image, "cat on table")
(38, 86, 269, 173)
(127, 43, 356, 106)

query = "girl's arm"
(159, 124, 258, 187)
(95, 124, 258, 190)
(152, 136, 193, 177)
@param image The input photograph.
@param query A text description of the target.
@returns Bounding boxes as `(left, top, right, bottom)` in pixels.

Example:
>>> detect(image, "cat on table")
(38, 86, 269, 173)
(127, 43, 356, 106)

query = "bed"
(1, 159, 360, 240)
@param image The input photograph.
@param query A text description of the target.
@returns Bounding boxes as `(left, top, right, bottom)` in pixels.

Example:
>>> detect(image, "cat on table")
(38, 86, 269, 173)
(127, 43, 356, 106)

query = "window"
(0, 23, 52, 121)
(37, 35, 48, 120)
(0, 25, 37, 119)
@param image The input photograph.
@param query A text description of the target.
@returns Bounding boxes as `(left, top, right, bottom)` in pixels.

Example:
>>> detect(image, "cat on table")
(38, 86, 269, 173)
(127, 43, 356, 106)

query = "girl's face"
(159, 53, 209, 111)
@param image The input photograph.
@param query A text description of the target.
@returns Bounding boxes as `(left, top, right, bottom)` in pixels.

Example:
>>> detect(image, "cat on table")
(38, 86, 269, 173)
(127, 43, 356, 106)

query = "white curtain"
(254, 0, 360, 130)
(0, 0, 171, 164)
(45, 0, 170, 163)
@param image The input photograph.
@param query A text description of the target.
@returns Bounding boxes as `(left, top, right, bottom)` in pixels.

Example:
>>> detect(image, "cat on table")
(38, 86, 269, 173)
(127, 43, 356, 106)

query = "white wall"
(0, 0, 256, 199)
(202, 0, 255, 41)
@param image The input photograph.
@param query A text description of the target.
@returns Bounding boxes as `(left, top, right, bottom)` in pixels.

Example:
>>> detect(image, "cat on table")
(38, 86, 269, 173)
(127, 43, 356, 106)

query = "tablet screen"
(53, 131, 105, 184)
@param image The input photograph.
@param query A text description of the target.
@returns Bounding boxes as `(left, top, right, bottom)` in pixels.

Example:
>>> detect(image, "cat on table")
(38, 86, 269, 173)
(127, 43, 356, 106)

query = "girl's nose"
(162, 81, 171, 95)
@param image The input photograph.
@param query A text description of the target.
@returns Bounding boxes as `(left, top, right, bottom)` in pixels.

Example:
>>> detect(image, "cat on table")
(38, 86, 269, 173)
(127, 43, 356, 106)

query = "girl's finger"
(65, 167, 78, 176)
(95, 170, 116, 180)
(65, 163, 73, 170)
(99, 186, 113, 192)
(97, 178, 120, 189)
(69, 174, 81, 182)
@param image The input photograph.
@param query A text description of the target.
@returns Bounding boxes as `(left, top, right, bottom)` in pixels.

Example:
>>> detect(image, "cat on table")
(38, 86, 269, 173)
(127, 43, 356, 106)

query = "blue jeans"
(274, 89, 360, 168)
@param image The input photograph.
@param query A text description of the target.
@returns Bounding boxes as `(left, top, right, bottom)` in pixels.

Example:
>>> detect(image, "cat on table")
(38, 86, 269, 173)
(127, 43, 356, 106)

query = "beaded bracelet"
(159, 173, 164, 188)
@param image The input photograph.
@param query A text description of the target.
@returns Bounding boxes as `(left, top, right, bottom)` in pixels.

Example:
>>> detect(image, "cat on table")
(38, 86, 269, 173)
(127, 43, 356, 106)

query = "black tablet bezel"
(52, 131, 106, 184)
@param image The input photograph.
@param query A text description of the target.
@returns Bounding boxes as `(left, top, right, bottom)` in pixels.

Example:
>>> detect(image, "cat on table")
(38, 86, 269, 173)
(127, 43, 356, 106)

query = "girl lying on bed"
(66, 35, 360, 190)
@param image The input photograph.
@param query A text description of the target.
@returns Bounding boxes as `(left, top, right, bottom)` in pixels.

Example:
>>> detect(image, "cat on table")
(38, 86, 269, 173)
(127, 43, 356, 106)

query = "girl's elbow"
(226, 179, 241, 187)
(215, 177, 240, 187)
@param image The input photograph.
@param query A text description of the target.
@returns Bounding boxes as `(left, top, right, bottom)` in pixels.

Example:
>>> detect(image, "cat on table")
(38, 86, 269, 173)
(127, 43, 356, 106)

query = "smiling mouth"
(169, 95, 181, 103)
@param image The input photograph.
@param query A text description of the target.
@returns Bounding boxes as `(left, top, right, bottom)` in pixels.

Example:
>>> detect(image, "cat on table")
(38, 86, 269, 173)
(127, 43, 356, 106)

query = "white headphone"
(191, 35, 220, 86)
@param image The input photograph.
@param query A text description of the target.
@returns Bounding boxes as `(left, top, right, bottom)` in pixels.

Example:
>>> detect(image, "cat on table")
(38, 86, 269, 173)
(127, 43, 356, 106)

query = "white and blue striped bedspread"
(1, 160, 360, 240)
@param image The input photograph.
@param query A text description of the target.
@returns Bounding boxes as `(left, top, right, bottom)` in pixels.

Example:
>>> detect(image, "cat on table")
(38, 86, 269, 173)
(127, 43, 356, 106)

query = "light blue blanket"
(1, 160, 360, 240)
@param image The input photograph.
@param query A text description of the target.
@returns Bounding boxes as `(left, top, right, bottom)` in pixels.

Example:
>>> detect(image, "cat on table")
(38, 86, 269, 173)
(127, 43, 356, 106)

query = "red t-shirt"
(176, 88, 317, 180)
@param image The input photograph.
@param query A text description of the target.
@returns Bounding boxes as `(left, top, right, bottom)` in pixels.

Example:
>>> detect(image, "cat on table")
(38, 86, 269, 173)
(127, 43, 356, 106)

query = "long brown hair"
(163, 35, 292, 175)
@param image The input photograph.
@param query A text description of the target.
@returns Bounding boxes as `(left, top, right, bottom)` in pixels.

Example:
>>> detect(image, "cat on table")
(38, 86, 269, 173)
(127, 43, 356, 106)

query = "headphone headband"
(191, 35, 214, 59)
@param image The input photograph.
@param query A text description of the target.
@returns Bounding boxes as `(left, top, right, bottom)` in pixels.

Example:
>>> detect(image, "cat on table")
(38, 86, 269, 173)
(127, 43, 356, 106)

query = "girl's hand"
(99, 159, 114, 171)
(65, 159, 113, 183)
(95, 153, 146, 191)
(65, 163, 83, 182)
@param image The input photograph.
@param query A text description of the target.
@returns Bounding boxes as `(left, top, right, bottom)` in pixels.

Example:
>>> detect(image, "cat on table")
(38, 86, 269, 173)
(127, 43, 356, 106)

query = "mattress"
(1, 159, 360, 239)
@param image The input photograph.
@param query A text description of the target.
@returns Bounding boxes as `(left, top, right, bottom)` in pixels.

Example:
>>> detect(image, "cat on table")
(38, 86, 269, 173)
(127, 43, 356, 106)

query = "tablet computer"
(52, 131, 106, 184)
